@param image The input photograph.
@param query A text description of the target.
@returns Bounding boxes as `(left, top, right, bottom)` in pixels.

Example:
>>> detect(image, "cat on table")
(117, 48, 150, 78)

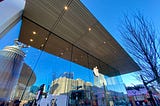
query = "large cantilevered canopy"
(18, 0, 140, 76)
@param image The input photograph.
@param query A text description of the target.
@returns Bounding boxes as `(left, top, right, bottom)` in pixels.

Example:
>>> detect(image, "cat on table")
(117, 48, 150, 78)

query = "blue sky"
(80, 0, 160, 86)
(1, 0, 160, 89)
(0, 21, 95, 86)
(81, 0, 160, 44)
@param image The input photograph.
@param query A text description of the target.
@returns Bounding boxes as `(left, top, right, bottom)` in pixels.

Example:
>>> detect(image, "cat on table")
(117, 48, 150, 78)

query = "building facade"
(0, 45, 25, 101)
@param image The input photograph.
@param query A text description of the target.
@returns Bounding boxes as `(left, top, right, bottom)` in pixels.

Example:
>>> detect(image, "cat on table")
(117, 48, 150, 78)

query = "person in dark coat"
(36, 84, 45, 105)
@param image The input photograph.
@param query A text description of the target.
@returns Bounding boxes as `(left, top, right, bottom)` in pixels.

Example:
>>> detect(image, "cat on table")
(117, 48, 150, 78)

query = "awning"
(18, 0, 140, 76)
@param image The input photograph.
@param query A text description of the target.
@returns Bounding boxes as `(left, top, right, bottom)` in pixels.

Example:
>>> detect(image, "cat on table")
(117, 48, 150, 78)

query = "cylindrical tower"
(0, 45, 25, 101)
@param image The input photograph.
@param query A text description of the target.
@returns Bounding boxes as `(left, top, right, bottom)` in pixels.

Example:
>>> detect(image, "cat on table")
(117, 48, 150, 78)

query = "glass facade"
(0, 20, 129, 106)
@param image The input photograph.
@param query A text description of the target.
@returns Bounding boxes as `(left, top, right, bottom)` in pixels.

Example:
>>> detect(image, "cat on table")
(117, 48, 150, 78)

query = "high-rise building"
(50, 77, 92, 95)
(0, 44, 25, 101)
(10, 62, 36, 101)
(60, 72, 74, 79)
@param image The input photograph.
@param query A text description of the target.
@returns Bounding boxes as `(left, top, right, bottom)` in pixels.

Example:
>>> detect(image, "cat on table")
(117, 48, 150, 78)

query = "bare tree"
(119, 12, 160, 88)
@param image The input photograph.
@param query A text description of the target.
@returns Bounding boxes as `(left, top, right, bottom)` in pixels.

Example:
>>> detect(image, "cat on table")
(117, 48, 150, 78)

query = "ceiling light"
(32, 31, 37, 35)
(60, 52, 64, 55)
(74, 58, 78, 61)
(66, 48, 69, 51)
(30, 39, 34, 42)
(64, 6, 68, 10)
(88, 27, 91, 31)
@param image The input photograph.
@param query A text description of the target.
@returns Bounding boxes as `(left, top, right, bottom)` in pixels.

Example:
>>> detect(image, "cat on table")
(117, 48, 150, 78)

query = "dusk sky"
(1, 0, 160, 88)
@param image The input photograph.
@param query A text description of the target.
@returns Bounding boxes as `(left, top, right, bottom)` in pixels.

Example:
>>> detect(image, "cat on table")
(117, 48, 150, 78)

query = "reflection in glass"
(0, 44, 25, 101)
(0, 20, 130, 106)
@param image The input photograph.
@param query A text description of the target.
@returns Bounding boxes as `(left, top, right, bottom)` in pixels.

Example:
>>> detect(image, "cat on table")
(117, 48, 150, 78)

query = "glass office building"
(0, 0, 140, 106)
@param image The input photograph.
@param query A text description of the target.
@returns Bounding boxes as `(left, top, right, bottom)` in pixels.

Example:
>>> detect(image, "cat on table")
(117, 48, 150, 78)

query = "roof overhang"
(18, 0, 140, 76)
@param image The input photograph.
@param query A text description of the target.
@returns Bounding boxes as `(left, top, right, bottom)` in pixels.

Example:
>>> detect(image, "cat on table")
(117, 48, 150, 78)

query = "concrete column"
(0, 0, 25, 38)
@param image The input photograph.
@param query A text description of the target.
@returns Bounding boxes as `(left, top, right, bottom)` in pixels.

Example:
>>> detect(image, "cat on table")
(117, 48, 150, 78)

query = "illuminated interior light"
(75, 58, 78, 61)
(30, 39, 34, 42)
(45, 37, 48, 40)
(88, 27, 91, 31)
(60, 52, 64, 55)
(64, 6, 68, 10)
(41, 44, 44, 47)
(104, 41, 106, 44)
(32, 31, 37, 35)
(66, 48, 69, 51)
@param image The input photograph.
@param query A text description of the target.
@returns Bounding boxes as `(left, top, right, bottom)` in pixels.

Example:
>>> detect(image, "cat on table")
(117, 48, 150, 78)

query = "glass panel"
(72, 47, 88, 68)
(45, 33, 72, 61)
(19, 18, 49, 50)
(105, 76, 129, 105)
(88, 55, 99, 70)
(0, 20, 129, 106)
